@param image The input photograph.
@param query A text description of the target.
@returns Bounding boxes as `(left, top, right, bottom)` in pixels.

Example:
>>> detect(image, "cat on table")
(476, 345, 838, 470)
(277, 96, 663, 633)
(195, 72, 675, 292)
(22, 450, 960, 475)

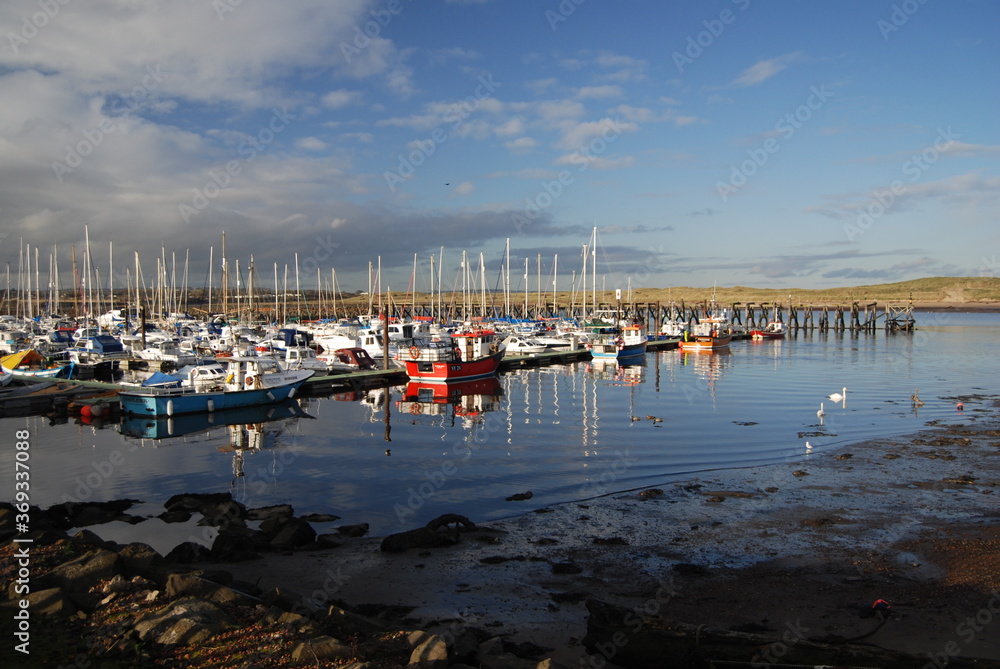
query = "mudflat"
(219, 397, 1000, 667)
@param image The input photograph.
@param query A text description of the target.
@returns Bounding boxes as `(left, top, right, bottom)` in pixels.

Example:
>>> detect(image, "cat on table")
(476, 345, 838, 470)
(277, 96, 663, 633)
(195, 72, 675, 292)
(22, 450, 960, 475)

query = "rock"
(380, 513, 476, 553)
(197, 498, 247, 527)
(247, 504, 295, 521)
(163, 492, 234, 514)
(407, 630, 432, 647)
(24, 587, 76, 615)
(325, 604, 391, 636)
(336, 522, 369, 537)
(164, 541, 211, 564)
(792, 470, 809, 477)
(269, 518, 317, 549)
(505, 491, 533, 501)
(72, 528, 115, 548)
(70, 501, 136, 526)
(535, 659, 572, 668)
(315, 534, 342, 549)
(36, 549, 120, 593)
(290, 635, 353, 661)
(410, 634, 449, 667)
(158, 510, 192, 523)
(638, 488, 664, 499)
(550, 562, 583, 575)
(211, 527, 265, 561)
(450, 629, 482, 665)
(117, 542, 164, 578)
(134, 596, 234, 648)
(299, 512, 340, 523)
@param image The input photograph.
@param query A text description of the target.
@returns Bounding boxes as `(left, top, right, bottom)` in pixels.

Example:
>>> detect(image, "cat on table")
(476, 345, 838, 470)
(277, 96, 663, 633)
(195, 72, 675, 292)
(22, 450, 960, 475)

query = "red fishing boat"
(402, 328, 505, 382)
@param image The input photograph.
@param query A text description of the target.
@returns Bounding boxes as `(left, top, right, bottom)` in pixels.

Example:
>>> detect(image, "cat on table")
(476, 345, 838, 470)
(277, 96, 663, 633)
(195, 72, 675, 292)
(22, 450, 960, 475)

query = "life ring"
(409, 403, 421, 415)
(245, 375, 254, 386)
(410, 346, 420, 359)
(453, 347, 462, 360)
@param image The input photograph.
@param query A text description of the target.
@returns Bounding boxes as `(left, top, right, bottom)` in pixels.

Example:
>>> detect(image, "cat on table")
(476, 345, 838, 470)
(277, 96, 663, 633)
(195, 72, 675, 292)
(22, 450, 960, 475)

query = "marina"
(2, 310, 995, 552)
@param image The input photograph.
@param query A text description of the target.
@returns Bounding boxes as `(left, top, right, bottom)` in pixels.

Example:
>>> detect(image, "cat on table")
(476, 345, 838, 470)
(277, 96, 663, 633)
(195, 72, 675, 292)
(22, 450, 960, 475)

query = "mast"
(552, 253, 558, 318)
(207, 245, 213, 314)
(504, 238, 511, 317)
(591, 226, 597, 318)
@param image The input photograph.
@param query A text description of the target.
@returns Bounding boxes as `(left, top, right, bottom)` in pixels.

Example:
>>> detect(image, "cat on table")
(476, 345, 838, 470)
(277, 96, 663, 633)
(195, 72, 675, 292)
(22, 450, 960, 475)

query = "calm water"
(3, 311, 997, 553)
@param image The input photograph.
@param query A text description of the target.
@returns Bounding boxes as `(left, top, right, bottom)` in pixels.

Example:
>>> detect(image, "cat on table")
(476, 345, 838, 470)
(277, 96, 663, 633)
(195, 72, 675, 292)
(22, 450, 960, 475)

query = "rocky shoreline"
(3, 396, 1000, 667)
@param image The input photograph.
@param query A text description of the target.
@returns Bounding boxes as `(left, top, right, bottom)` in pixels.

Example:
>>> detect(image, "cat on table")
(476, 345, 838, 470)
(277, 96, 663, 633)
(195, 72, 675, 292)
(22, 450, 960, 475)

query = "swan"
(829, 387, 847, 403)
(817, 402, 826, 419)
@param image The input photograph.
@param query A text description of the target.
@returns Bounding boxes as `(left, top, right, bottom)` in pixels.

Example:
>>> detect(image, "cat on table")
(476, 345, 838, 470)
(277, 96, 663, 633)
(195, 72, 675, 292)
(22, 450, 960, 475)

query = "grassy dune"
(365, 277, 1000, 308)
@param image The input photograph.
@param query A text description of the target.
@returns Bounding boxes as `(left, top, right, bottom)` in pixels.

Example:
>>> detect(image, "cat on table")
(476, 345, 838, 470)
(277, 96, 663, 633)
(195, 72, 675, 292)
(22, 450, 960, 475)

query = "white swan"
(817, 402, 826, 419)
(829, 387, 847, 403)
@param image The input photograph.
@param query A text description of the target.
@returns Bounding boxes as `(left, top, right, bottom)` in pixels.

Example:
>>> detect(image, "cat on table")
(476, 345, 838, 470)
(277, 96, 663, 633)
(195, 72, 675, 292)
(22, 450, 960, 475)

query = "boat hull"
(403, 350, 504, 382)
(678, 333, 732, 351)
(590, 341, 647, 360)
(119, 379, 308, 417)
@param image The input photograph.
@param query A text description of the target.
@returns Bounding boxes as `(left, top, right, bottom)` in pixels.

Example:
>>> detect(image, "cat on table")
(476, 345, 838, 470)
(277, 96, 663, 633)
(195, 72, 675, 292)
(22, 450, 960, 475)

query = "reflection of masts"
(383, 384, 392, 442)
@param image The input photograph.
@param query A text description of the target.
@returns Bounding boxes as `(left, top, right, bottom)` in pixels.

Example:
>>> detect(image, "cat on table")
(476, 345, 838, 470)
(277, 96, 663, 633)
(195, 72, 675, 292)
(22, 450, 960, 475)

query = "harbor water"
(3, 311, 996, 555)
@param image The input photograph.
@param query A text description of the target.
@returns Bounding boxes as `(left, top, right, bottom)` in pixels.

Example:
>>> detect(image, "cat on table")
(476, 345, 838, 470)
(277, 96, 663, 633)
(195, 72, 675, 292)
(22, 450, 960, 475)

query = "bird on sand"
(829, 387, 847, 403)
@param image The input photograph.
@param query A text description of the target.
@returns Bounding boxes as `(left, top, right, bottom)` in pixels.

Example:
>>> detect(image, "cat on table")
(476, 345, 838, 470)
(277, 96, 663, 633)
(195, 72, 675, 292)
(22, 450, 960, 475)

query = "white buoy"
(166, 399, 174, 416)
(266, 391, 275, 401)
(288, 386, 296, 399)
(207, 398, 215, 413)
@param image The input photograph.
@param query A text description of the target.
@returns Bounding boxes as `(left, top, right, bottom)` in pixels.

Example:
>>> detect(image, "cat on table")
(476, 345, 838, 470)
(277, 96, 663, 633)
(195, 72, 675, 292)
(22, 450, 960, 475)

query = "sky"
(1, 0, 998, 298)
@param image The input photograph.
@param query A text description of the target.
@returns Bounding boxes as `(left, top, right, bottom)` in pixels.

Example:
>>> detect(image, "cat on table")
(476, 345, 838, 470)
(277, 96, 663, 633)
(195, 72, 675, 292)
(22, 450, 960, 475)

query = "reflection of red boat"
(402, 330, 504, 382)
(397, 377, 503, 417)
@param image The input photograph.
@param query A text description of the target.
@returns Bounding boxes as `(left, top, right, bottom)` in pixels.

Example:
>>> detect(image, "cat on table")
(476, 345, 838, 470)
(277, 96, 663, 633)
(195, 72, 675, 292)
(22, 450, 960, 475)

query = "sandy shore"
(215, 396, 1000, 666)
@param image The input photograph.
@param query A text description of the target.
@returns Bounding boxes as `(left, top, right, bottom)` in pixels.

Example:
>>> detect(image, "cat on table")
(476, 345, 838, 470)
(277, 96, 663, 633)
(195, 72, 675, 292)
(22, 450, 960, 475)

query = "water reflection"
(396, 378, 503, 427)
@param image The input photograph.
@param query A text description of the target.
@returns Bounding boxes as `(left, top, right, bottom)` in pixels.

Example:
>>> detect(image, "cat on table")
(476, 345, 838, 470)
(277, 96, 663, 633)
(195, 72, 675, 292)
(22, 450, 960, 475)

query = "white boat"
(118, 357, 313, 417)
(501, 334, 548, 355)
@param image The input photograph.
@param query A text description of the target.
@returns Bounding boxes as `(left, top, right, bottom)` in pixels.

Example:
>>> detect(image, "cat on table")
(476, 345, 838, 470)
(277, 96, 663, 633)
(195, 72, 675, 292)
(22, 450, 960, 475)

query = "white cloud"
(322, 90, 362, 109)
(731, 51, 805, 88)
(577, 85, 622, 100)
(505, 136, 537, 151)
(296, 137, 327, 151)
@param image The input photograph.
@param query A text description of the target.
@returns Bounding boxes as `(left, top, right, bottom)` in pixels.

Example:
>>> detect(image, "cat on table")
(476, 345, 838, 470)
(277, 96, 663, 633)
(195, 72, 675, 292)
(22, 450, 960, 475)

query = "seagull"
(829, 387, 847, 403)
(817, 402, 826, 419)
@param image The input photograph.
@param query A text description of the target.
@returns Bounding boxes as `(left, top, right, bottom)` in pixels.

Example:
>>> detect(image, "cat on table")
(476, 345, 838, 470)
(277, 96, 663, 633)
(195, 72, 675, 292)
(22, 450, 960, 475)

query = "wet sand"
(220, 398, 1000, 666)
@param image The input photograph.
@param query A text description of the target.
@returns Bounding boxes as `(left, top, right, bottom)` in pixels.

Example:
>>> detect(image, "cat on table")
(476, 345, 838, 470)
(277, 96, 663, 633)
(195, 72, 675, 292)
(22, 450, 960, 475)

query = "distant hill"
(623, 277, 1000, 306)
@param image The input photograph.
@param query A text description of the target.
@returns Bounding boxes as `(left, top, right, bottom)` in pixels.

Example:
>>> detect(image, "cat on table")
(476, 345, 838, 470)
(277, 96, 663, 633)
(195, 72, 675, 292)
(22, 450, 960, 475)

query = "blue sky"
(1, 0, 998, 297)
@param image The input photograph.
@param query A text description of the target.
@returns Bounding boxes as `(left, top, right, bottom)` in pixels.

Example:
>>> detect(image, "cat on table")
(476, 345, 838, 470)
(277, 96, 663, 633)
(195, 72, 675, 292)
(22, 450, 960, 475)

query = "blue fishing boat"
(117, 357, 312, 417)
(586, 323, 648, 362)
